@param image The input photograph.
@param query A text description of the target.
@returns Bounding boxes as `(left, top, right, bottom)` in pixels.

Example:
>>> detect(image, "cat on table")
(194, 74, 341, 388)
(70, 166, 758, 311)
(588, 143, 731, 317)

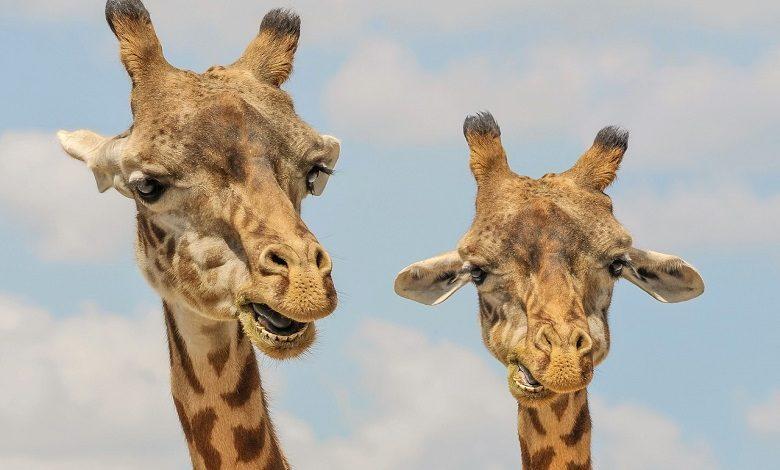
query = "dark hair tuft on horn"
(593, 126, 629, 151)
(259, 8, 301, 38)
(105, 0, 151, 36)
(463, 111, 501, 139)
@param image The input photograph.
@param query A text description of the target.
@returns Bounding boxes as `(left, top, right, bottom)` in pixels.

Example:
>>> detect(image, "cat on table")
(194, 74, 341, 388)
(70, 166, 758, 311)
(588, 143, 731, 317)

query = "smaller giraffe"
(395, 112, 704, 469)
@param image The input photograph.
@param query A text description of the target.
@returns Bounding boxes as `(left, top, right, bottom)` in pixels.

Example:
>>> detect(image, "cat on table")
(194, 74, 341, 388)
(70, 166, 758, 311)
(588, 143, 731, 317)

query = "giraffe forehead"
(125, 73, 318, 182)
(464, 181, 628, 269)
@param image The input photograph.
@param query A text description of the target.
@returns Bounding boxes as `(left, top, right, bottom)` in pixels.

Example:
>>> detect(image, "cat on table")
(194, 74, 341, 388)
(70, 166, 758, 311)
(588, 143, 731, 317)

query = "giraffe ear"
(394, 251, 470, 305)
(105, 0, 170, 86)
(57, 129, 132, 197)
(232, 9, 300, 86)
(621, 248, 704, 303)
(565, 126, 628, 191)
(463, 112, 510, 185)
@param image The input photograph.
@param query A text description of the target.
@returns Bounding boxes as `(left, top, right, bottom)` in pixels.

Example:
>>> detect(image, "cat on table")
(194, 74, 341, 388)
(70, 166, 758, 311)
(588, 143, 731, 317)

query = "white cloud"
(0, 294, 184, 469)
(277, 319, 519, 469)
(0, 131, 135, 261)
(324, 40, 780, 174)
(591, 397, 718, 469)
(746, 390, 780, 436)
(0, 298, 716, 470)
(6, 1, 780, 40)
(279, 319, 717, 470)
(615, 183, 780, 251)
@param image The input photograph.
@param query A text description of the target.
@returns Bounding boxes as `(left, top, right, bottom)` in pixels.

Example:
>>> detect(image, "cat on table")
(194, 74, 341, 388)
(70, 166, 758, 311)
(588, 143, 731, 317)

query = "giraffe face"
(58, 2, 340, 359)
(457, 175, 629, 402)
(395, 113, 704, 403)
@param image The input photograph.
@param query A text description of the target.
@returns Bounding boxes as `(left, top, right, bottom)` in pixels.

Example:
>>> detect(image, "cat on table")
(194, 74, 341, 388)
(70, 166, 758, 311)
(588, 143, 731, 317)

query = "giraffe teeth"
(255, 321, 307, 344)
(513, 377, 544, 393)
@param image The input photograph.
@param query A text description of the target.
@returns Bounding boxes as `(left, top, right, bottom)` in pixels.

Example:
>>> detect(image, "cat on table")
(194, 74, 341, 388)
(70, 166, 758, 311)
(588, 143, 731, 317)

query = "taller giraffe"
(58, 1, 341, 468)
(395, 112, 704, 469)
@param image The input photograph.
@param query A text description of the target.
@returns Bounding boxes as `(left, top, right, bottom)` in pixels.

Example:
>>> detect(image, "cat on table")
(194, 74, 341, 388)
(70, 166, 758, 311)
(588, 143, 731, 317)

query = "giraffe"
(394, 112, 704, 469)
(57, 1, 341, 468)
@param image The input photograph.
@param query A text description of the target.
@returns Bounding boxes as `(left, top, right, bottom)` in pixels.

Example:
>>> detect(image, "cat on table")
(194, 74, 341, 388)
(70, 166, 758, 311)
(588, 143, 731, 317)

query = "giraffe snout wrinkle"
(534, 324, 593, 358)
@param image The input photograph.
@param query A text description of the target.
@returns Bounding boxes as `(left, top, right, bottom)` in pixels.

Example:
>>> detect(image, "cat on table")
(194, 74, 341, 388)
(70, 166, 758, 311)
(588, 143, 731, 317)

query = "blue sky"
(0, 1, 778, 469)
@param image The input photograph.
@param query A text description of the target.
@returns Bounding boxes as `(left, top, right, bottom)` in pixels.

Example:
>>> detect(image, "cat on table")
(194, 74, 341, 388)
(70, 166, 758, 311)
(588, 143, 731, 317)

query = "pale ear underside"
(394, 250, 469, 305)
(57, 129, 131, 196)
(622, 248, 705, 303)
(310, 135, 340, 196)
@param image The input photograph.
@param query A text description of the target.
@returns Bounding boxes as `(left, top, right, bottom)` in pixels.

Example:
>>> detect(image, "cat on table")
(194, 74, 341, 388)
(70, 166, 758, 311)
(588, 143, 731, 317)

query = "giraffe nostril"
(311, 244, 332, 275)
(572, 328, 593, 356)
(258, 244, 295, 275)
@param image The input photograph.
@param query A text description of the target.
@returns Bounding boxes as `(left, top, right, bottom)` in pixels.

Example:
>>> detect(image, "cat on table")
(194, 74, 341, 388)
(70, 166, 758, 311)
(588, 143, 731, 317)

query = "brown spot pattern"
(207, 346, 230, 376)
(567, 457, 592, 470)
(530, 447, 556, 470)
(191, 408, 221, 470)
(137, 214, 154, 247)
(551, 395, 570, 420)
(173, 397, 193, 443)
(150, 221, 167, 242)
(526, 407, 547, 436)
(233, 424, 264, 463)
(520, 437, 530, 469)
(165, 237, 176, 260)
(561, 404, 591, 447)
(221, 352, 260, 408)
(164, 303, 204, 394)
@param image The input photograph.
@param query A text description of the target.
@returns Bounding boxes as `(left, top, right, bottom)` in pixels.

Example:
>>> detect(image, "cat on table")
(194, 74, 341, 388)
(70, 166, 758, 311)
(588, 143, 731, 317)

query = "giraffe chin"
(237, 309, 315, 360)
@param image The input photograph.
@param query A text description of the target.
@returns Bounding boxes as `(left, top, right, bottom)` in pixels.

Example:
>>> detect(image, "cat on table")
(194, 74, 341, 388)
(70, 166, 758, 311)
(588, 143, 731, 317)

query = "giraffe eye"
(135, 178, 166, 203)
(306, 163, 334, 195)
(471, 267, 487, 285)
(608, 259, 625, 277)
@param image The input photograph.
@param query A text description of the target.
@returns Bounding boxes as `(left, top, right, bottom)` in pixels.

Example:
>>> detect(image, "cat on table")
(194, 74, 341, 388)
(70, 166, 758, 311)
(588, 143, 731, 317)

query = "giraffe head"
(58, 1, 340, 359)
(395, 112, 704, 404)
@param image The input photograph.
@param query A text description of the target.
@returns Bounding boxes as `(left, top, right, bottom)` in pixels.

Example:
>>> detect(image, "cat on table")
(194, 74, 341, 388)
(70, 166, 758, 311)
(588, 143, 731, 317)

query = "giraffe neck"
(517, 389, 592, 470)
(164, 302, 288, 470)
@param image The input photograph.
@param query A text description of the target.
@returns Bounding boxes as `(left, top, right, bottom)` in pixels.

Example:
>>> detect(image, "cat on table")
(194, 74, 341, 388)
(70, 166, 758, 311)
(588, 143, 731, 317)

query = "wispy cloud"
(279, 319, 716, 469)
(324, 40, 780, 175)
(0, 297, 716, 469)
(0, 132, 134, 261)
(0, 294, 183, 468)
(592, 396, 718, 469)
(615, 183, 780, 251)
(746, 390, 780, 436)
(6, 1, 780, 38)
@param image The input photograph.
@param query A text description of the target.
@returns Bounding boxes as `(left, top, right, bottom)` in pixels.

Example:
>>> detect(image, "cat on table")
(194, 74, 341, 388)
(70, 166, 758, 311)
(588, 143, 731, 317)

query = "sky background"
(0, 1, 779, 469)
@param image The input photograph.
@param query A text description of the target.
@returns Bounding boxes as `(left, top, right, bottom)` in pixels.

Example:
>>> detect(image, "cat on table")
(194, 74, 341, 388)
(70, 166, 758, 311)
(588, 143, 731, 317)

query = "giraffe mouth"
(248, 303, 309, 339)
(508, 360, 545, 395)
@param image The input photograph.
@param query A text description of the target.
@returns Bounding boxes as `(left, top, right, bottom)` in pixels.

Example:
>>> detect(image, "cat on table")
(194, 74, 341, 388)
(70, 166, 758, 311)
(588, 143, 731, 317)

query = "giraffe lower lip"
(516, 364, 541, 386)
(510, 362, 544, 393)
(249, 303, 307, 336)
